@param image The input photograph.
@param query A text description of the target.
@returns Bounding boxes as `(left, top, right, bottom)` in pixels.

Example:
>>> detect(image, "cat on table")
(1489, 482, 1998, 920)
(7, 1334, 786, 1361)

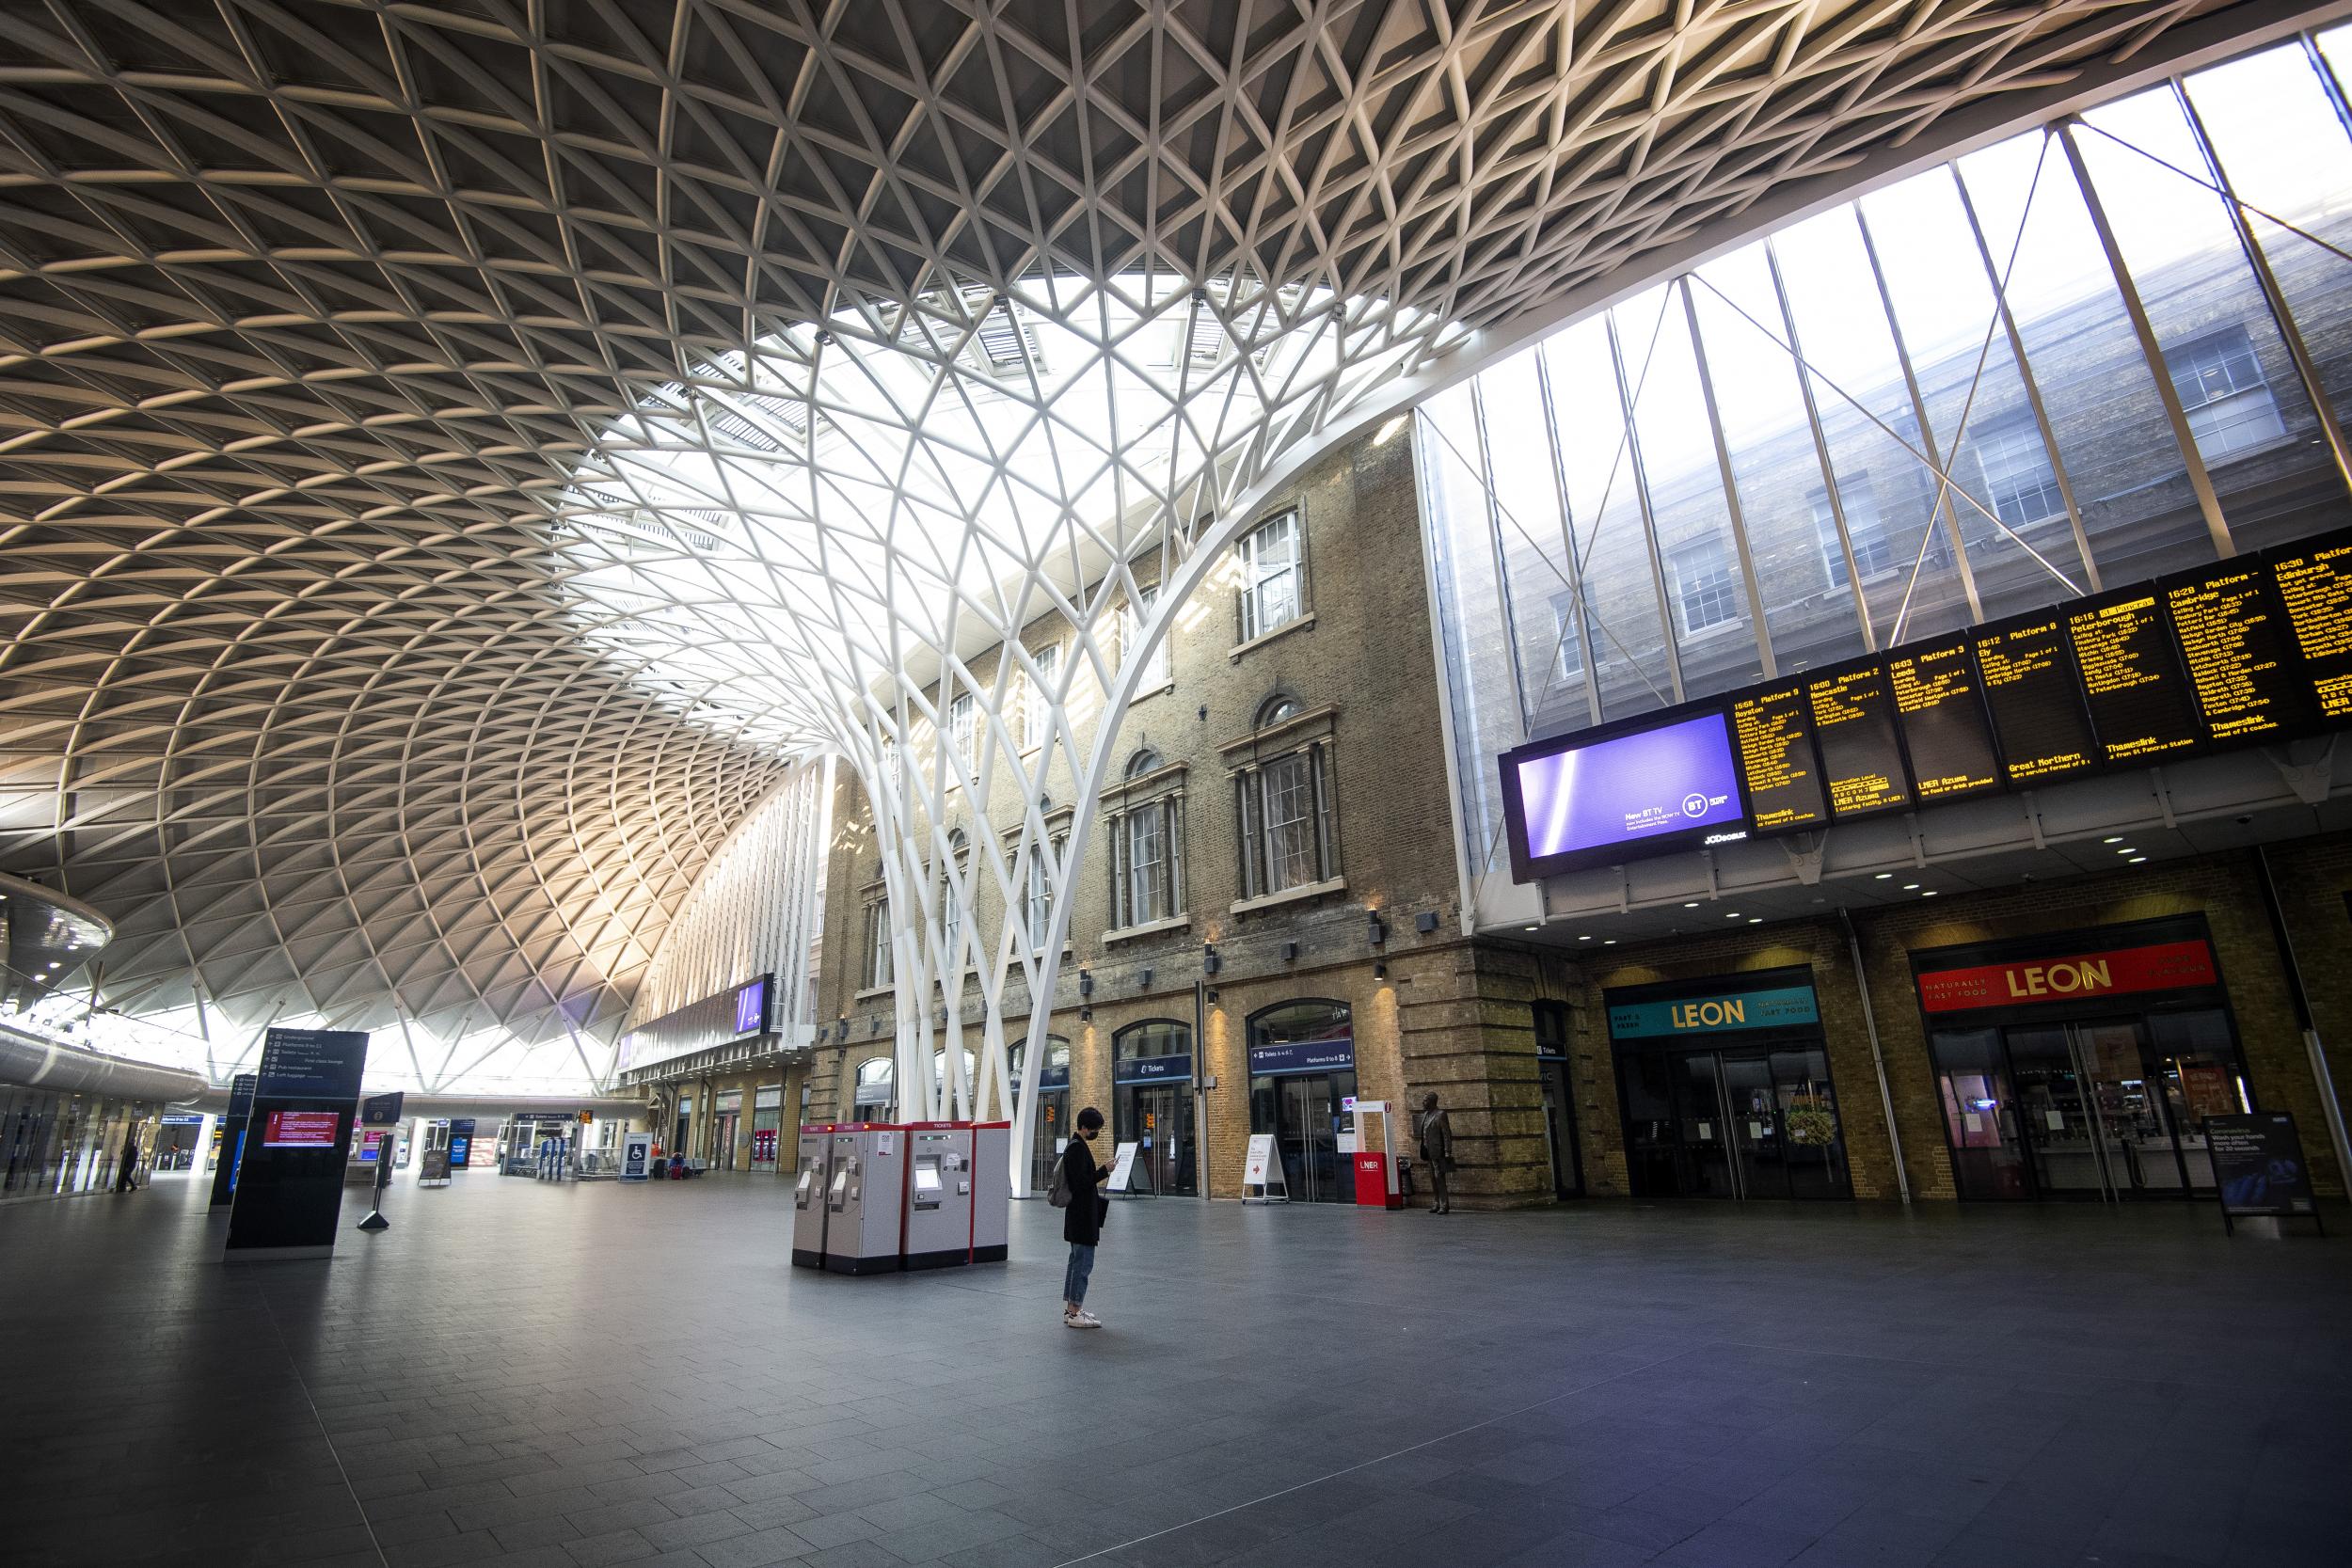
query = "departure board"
(1731, 684, 1828, 832)
(2163, 560, 2314, 744)
(2270, 530, 2352, 722)
(2065, 589, 2202, 765)
(1973, 613, 2100, 784)
(1887, 637, 2001, 802)
(1804, 662, 1911, 817)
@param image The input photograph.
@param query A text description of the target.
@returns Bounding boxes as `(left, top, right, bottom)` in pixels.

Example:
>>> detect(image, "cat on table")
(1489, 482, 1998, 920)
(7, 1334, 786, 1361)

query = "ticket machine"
(790, 1125, 833, 1267)
(900, 1123, 973, 1270)
(821, 1124, 905, 1274)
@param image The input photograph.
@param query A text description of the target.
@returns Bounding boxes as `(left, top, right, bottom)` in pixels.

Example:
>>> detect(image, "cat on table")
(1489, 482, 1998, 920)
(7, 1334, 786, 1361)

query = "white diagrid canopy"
(0, 0, 2282, 1115)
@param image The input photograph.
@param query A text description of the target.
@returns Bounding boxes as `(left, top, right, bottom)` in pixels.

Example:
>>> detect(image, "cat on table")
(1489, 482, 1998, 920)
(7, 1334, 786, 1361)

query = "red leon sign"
(1916, 939, 2217, 1014)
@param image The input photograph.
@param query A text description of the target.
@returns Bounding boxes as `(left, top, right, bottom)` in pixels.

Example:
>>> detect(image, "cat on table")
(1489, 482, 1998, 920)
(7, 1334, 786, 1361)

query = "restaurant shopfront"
(1917, 916, 2252, 1202)
(1608, 969, 1852, 1201)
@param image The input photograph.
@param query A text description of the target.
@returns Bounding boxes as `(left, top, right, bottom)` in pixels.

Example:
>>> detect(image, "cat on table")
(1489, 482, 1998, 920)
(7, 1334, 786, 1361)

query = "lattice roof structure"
(0, 0, 2309, 1096)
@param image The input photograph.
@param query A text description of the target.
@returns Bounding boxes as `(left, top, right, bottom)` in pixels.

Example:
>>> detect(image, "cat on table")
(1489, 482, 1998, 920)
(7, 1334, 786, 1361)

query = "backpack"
(1046, 1149, 1073, 1209)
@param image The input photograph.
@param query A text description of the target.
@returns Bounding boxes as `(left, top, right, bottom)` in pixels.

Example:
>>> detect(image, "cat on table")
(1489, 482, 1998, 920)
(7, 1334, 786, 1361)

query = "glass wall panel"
(1691, 245, 1871, 674)
(1957, 131, 2201, 588)
(2184, 40, 2352, 460)
(1618, 283, 1765, 696)
(1771, 209, 1977, 645)
(1477, 352, 1594, 733)
(1542, 317, 1678, 721)
(1860, 172, 2093, 618)
(1416, 382, 1517, 874)
(2077, 85, 2343, 552)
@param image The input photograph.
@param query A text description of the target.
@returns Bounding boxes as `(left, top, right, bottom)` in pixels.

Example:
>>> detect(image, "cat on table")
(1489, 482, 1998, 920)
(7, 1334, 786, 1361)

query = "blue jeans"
(1062, 1243, 1096, 1307)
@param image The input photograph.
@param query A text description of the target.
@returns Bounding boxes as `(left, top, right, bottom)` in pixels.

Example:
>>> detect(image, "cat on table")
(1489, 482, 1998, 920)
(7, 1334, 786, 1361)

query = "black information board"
(1496, 524, 2352, 884)
(1730, 684, 1827, 832)
(2163, 559, 2314, 744)
(2270, 529, 2352, 723)
(360, 1091, 405, 1126)
(1887, 637, 2001, 803)
(2207, 1111, 2321, 1234)
(226, 1029, 369, 1261)
(2065, 589, 2204, 765)
(1805, 661, 1911, 818)
(206, 1071, 258, 1210)
(1972, 613, 2101, 785)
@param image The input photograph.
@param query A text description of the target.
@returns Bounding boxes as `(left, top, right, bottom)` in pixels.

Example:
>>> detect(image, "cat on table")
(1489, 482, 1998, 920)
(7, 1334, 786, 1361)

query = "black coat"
(1060, 1134, 1108, 1245)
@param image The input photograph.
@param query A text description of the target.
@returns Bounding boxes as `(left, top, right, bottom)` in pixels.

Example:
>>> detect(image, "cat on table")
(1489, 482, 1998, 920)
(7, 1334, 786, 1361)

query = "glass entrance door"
(1931, 1011, 2249, 1201)
(1618, 1045, 1851, 1200)
(1030, 1089, 1066, 1191)
(1248, 1069, 1358, 1203)
(1115, 1083, 1196, 1196)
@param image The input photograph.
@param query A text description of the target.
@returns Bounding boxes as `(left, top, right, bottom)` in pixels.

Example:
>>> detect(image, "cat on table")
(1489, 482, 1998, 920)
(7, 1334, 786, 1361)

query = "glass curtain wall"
(1422, 28, 2352, 891)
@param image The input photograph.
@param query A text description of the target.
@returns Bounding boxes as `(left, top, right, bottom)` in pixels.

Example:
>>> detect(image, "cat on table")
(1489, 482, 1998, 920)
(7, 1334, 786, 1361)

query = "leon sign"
(1917, 939, 2217, 1014)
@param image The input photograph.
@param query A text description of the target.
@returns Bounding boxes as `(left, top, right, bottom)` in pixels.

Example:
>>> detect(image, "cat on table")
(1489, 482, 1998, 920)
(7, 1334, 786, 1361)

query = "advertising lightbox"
(1501, 710, 1749, 879)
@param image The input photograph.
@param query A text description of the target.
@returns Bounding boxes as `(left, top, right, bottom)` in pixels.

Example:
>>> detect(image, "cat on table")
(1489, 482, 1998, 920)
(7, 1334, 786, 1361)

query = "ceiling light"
(1524, 925, 1539, 932)
(1579, 935, 1592, 942)
(2103, 836, 2122, 844)
(1902, 883, 1919, 891)
(2115, 847, 2135, 856)
(2130, 856, 2148, 863)
(1874, 872, 1892, 879)
(1603, 940, 1616, 945)
(1724, 912, 1740, 919)
(1748, 917, 1762, 925)
(1683, 902, 1699, 909)
(1920, 890, 1938, 897)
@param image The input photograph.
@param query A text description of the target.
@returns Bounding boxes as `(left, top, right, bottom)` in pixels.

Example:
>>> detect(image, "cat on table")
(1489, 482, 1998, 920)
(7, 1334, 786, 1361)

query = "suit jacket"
(1418, 1108, 1454, 1167)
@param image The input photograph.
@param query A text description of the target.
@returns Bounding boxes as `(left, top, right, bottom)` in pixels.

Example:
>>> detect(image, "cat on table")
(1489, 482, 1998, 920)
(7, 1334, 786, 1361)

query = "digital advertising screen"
(1887, 637, 2001, 803)
(261, 1110, 342, 1148)
(1731, 684, 1827, 832)
(1502, 710, 1748, 878)
(1804, 660, 1911, 818)
(2269, 528, 2352, 722)
(2163, 558, 2313, 744)
(2065, 589, 2202, 765)
(1973, 612, 2100, 784)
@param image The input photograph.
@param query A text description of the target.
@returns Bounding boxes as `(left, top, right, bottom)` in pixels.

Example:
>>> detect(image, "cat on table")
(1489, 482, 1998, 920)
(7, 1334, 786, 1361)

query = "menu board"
(2163, 560, 2313, 743)
(2065, 591, 2202, 765)
(1804, 662, 1911, 817)
(1887, 637, 2001, 802)
(1973, 613, 2099, 784)
(1730, 684, 1827, 832)
(2270, 530, 2352, 722)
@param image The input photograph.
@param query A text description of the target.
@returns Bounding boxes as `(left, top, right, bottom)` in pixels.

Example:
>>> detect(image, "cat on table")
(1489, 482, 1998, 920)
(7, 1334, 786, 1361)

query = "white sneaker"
(1073, 1309, 1103, 1327)
(1064, 1310, 1100, 1329)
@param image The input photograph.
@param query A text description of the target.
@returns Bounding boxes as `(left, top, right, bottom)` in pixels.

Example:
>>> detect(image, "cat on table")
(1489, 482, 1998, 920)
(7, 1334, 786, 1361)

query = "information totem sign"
(225, 1029, 369, 1262)
(206, 1072, 258, 1209)
(619, 1131, 655, 1181)
(2209, 1111, 2323, 1235)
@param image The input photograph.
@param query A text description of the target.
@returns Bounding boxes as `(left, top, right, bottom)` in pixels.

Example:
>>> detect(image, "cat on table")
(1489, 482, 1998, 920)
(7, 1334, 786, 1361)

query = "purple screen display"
(1517, 711, 1744, 860)
(734, 978, 767, 1034)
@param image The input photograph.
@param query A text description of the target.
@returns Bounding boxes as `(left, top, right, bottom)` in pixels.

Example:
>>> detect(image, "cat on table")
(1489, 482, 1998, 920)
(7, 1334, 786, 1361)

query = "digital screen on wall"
(2163, 558, 2314, 743)
(1972, 612, 2100, 784)
(1501, 709, 1748, 878)
(2065, 589, 2203, 765)
(1804, 661, 1911, 818)
(1730, 684, 1827, 832)
(1887, 637, 2001, 803)
(1496, 525, 2352, 887)
(261, 1110, 342, 1148)
(2269, 528, 2352, 722)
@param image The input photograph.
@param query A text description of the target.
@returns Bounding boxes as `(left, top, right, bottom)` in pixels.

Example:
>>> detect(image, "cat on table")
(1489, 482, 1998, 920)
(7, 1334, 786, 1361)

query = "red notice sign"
(1916, 938, 2217, 1014)
(262, 1110, 342, 1148)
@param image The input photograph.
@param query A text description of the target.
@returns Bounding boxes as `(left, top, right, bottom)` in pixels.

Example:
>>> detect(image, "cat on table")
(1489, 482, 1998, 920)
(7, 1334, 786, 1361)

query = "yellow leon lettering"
(2004, 958, 2113, 998)
(1671, 998, 1748, 1029)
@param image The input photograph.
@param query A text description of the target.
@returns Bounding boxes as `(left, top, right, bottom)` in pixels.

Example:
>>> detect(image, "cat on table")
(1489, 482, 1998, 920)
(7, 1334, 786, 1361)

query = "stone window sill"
(1103, 914, 1192, 945)
(853, 985, 893, 1002)
(1230, 876, 1347, 916)
(1229, 611, 1315, 661)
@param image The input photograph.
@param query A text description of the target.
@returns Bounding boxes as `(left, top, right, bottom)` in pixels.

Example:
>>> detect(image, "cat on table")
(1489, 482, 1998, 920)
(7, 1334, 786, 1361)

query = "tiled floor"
(3, 1173, 2347, 1568)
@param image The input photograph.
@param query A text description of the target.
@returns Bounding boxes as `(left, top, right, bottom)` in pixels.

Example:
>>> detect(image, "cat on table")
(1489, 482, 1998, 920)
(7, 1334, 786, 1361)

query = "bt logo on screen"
(1682, 791, 1726, 818)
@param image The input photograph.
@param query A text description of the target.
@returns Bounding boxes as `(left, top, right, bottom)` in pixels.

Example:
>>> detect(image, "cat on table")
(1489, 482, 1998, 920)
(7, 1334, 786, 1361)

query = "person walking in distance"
(1058, 1106, 1111, 1328)
(1418, 1092, 1454, 1214)
(114, 1123, 141, 1194)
